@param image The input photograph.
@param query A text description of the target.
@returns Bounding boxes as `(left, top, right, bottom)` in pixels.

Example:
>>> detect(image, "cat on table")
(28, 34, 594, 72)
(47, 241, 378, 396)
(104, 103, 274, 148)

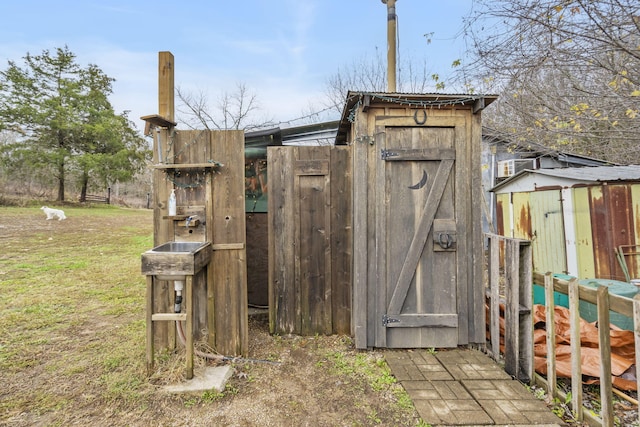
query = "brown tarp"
(489, 303, 637, 391)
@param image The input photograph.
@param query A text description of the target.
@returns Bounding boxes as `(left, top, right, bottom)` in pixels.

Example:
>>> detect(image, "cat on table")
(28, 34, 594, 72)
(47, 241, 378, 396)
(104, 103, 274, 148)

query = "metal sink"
(141, 241, 212, 279)
(147, 242, 207, 253)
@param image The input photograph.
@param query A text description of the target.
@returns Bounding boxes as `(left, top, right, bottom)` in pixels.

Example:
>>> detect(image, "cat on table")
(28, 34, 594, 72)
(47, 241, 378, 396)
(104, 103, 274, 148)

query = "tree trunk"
(57, 131, 65, 202)
(57, 160, 65, 202)
(79, 173, 89, 202)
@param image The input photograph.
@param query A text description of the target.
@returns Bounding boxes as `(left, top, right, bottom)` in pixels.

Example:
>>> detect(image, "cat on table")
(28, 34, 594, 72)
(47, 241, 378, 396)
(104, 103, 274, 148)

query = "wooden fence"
(81, 188, 111, 204)
(485, 233, 533, 382)
(268, 145, 352, 336)
(533, 272, 640, 427)
(486, 232, 640, 426)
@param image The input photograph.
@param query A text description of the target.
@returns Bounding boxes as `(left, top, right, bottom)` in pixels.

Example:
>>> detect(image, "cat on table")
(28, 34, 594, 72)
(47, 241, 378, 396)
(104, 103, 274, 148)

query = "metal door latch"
(381, 149, 398, 160)
(382, 314, 400, 326)
(438, 232, 453, 249)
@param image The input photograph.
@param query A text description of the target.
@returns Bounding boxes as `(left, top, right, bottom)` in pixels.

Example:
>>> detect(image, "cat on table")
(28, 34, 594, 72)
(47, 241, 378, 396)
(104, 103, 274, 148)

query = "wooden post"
(634, 294, 640, 423)
(382, 0, 397, 92)
(518, 241, 533, 382)
(185, 276, 193, 379)
(504, 239, 520, 378)
(158, 51, 174, 122)
(568, 278, 583, 421)
(597, 286, 613, 427)
(544, 272, 556, 398)
(151, 51, 177, 351)
(146, 276, 154, 375)
(352, 107, 369, 349)
(489, 235, 500, 359)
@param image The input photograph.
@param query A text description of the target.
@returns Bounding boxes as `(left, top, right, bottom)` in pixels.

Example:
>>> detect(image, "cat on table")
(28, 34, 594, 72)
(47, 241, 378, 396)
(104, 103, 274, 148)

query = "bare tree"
(323, 48, 444, 116)
(176, 82, 275, 131)
(460, 0, 640, 163)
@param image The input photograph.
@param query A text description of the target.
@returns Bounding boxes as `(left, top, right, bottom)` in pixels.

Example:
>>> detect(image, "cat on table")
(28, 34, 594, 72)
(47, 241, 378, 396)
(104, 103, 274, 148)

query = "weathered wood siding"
(268, 145, 352, 335)
(151, 129, 248, 356)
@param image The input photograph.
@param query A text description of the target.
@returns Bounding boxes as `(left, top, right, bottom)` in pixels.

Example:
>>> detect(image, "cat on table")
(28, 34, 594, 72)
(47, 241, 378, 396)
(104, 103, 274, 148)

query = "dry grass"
(0, 205, 421, 427)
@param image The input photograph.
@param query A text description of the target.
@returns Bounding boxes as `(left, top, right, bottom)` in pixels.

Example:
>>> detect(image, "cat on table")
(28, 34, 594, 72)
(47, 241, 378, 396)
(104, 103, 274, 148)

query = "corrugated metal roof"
(532, 165, 640, 181)
(336, 91, 499, 144)
(491, 165, 640, 192)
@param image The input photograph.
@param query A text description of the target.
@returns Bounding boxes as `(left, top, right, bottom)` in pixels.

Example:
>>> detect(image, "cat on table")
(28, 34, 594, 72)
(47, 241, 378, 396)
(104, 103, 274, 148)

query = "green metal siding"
(573, 187, 596, 279)
(529, 190, 567, 274)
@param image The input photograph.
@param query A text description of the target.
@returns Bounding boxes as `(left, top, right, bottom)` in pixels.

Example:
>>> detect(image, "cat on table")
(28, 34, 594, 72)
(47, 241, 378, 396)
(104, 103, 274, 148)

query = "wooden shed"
(336, 91, 497, 349)
(491, 165, 640, 282)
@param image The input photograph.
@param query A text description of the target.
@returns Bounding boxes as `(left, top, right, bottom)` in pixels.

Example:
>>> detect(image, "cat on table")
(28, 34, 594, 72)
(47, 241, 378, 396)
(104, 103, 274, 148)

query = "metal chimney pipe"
(382, 0, 397, 92)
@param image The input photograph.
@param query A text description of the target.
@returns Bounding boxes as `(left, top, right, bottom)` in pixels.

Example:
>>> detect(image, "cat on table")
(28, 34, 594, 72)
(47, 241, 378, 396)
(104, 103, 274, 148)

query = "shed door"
(375, 123, 463, 348)
(529, 190, 567, 274)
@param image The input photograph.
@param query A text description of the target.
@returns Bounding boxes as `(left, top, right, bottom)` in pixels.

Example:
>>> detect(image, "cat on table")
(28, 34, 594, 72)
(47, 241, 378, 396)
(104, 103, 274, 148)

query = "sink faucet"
(185, 215, 198, 228)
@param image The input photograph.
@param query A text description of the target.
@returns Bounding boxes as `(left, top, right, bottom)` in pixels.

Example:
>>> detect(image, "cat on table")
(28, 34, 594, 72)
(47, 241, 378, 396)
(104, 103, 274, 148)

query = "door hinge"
(381, 149, 398, 160)
(382, 314, 400, 327)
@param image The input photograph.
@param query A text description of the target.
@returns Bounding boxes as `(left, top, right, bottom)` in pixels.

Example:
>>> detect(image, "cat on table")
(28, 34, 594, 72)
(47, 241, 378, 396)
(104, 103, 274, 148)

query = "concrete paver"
(385, 348, 566, 426)
(163, 365, 234, 393)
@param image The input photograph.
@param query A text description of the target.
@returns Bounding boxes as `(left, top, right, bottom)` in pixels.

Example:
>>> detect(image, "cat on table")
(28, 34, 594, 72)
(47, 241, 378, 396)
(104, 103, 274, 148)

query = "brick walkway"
(384, 348, 566, 426)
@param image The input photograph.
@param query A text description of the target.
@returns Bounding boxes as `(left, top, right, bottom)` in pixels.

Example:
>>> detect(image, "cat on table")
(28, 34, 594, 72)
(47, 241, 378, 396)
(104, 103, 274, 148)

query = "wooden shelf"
(140, 114, 177, 128)
(153, 163, 223, 170)
(161, 215, 191, 220)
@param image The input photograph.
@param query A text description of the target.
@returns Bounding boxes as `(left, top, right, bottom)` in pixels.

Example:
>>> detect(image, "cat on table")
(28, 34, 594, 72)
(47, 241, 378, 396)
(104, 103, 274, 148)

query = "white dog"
(41, 206, 66, 221)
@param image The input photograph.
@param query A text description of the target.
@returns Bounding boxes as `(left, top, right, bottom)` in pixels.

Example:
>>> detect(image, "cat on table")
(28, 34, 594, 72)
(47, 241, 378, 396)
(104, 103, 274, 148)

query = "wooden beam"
(158, 51, 175, 122)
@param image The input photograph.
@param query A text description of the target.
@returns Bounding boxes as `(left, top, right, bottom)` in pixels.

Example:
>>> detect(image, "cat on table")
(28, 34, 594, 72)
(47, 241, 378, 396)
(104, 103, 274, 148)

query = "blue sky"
(1, 0, 474, 131)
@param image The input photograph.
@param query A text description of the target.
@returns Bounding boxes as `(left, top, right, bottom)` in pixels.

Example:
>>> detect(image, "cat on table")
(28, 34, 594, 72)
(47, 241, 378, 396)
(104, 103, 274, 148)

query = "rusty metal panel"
(573, 187, 596, 279)
(626, 184, 640, 280)
(512, 192, 531, 240)
(588, 186, 610, 278)
(496, 193, 509, 237)
(529, 190, 566, 274)
(605, 184, 634, 281)
(588, 184, 634, 281)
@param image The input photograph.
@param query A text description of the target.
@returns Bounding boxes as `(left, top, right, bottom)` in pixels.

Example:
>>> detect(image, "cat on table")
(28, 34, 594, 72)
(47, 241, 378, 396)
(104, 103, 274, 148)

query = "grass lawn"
(0, 205, 421, 427)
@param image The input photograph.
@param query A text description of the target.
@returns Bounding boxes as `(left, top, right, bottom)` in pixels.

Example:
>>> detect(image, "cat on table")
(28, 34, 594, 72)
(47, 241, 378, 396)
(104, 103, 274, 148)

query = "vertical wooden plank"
(374, 126, 387, 348)
(454, 121, 470, 345)
(489, 235, 500, 359)
(634, 294, 640, 423)
(211, 130, 248, 356)
(352, 109, 369, 348)
(504, 239, 519, 378)
(366, 110, 378, 348)
(322, 148, 333, 335)
(151, 140, 175, 349)
(568, 278, 583, 421)
(206, 166, 215, 348)
(293, 147, 303, 334)
(544, 272, 557, 398)
(518, 241, 533, 382)
(158, 51, 174, 122)
(146, 276, 154, 375)
(331, 146, 352, 335)
(470, 111, 485, 344)
(151, 53, 176, 351)
(296, 146, 332, 335)
(268, 147, 295, 334)
(597, 286, 614, 427)
(185, 275, 194, 380)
